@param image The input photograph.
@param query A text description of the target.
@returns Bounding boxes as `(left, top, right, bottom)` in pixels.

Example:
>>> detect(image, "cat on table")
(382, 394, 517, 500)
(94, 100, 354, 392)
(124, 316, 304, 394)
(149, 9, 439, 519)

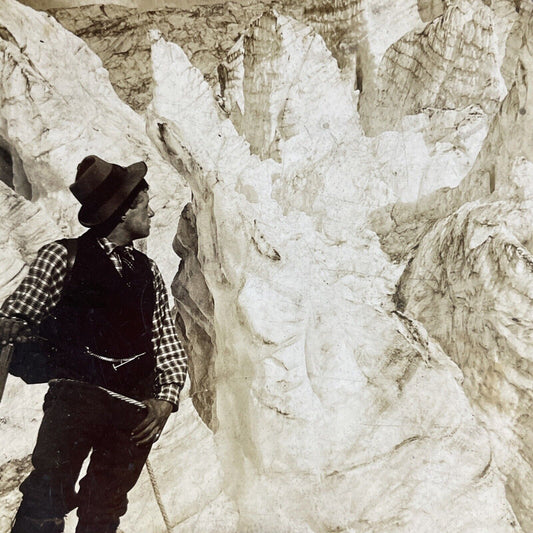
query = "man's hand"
(131, 398, 173, 447)
(0, 318, 30, 345)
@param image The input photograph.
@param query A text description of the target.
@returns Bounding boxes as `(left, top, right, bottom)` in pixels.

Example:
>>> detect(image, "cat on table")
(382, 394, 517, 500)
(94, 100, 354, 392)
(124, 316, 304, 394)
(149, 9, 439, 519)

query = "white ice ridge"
(0, 0, 189, 286)
(145, 13, 519, 531)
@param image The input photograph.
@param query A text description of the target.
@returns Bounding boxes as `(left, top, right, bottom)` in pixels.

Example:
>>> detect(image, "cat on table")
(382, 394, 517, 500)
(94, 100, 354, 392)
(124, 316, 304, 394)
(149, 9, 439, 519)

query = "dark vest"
(41, 231, 156, 399)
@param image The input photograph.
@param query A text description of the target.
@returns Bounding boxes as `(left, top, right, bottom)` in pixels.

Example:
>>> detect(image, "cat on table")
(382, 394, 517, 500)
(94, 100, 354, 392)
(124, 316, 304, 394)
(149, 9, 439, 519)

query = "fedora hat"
(70, 155, 148, 227)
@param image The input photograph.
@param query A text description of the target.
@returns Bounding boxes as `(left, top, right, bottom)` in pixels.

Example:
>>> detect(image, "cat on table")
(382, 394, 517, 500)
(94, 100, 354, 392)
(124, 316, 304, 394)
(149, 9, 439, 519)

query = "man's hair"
(128, 181, 149, 209)
(91, 179, 149, 237)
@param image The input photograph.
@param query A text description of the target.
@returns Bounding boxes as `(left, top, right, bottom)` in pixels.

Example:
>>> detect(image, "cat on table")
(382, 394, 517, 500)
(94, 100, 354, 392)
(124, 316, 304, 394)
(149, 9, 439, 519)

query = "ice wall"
(371, 0, 532, 262)
(0, 0, 189, 284)
(1, 0, 531, 531)
(147, 14, 519, 531)
(359, 0, 508, 134)
(396, 7, 533, 531)
(48, 0, 423, 113)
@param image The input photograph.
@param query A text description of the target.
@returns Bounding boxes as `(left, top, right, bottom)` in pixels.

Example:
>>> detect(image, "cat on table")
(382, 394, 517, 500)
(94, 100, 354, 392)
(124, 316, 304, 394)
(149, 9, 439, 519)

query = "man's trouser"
(11, 380, 151, 533)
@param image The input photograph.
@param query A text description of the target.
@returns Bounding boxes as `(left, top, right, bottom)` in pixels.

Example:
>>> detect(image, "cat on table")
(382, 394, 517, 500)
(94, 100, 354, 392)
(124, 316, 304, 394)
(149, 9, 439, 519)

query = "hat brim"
(78, 161, 147, 227)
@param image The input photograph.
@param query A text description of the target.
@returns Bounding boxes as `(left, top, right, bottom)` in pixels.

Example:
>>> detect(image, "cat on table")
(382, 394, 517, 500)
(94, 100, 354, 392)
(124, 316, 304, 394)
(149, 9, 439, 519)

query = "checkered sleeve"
(149, 260, 188, 411)
(0, 242, 69, 324)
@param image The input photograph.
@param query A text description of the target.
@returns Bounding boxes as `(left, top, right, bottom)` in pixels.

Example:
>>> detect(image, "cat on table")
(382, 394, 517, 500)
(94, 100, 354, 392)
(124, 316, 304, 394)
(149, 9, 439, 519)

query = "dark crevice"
(0, 145, 14, 190)
(0, 25, 18, 47)
(0, 137, 33, 200)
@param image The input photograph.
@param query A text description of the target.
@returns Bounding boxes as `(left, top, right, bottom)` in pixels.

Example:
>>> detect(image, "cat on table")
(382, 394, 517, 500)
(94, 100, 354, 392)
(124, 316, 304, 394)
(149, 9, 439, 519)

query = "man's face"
(122, 189, 154, 241)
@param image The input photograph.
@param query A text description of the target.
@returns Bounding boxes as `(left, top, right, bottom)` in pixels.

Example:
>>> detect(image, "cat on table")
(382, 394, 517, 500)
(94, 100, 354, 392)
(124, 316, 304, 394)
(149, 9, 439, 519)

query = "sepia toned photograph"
(0, 0, 529, 531)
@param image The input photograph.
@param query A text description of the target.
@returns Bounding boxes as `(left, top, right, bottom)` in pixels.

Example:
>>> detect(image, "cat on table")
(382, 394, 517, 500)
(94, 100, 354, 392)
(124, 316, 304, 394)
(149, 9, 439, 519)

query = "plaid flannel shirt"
(0, 238, 188, 409)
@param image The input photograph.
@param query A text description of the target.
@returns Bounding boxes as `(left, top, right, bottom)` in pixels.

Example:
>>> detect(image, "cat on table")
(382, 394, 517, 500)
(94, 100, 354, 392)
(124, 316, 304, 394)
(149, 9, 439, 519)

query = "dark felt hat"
(70, 155, 147, 227)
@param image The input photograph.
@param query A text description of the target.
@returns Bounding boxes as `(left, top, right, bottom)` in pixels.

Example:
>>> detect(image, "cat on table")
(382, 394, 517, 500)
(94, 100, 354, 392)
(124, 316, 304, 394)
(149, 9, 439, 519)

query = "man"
(0, 155, 188, 533)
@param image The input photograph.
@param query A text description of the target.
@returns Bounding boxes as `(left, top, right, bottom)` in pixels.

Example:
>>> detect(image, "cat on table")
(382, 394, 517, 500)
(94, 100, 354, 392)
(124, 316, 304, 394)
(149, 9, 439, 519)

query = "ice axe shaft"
(0, 344, 14, 402)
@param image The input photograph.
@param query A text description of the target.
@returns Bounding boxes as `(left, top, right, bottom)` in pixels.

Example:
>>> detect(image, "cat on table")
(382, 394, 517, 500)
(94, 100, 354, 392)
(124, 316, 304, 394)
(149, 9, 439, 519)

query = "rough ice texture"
(463, 4, 533, 201)
(173, 202, 217, 428)
(223, 5, 491, 266)
(146, 11, 519, 530)
(396, 193, 533, 532)
(280, 0, 423, 92)
(48, 2, 269, 111)
(221, 11, 366, 162)
(359, 0, 508, 135)
(371, 3, 532, 263)
(0, 0, 531, 531)
(221, 11, 487, 212)
(390, 6, 533, 531)
(0, 0, 189, 285)
(48, 0, 423, 113)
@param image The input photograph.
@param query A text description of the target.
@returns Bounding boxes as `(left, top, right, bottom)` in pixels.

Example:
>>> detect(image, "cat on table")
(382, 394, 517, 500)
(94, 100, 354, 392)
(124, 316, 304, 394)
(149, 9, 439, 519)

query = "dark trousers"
(11, 381, 151, 533)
